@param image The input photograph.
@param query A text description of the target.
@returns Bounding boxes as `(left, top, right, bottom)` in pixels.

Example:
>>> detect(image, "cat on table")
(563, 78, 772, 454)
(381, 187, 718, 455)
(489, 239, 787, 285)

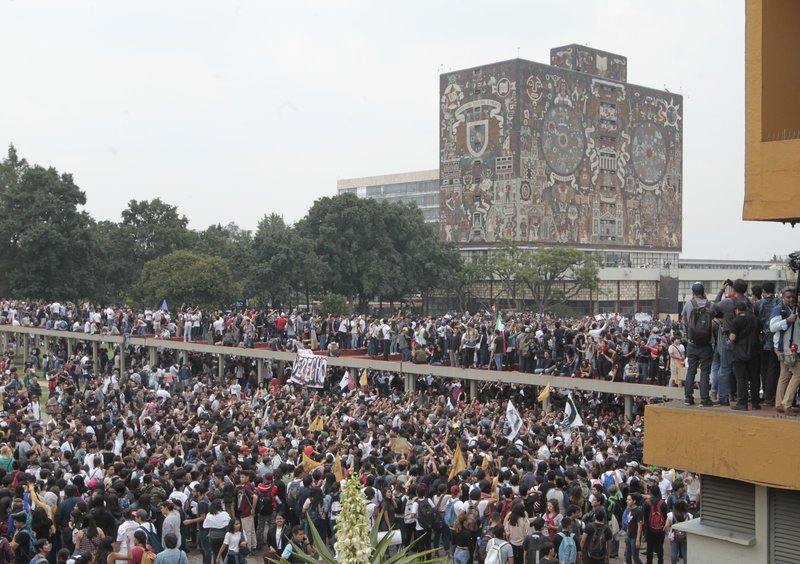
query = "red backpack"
(646, 498, 666, 533)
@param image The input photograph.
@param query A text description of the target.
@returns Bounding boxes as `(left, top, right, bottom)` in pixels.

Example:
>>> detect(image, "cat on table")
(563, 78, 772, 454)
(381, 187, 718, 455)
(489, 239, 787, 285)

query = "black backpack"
(416, 499, 435, 530)
(687, 299, 713, 345)
(587, 523, 608, 559)
(258, 486, 275, 516)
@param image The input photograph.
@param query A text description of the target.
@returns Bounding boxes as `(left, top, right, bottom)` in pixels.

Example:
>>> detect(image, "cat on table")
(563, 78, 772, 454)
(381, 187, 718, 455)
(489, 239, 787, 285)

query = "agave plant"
(269, 474, 444, 564)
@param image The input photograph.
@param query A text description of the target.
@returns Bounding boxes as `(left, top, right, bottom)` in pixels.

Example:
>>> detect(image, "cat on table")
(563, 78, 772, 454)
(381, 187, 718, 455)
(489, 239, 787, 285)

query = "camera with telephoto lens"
(789, 251, 800, 273)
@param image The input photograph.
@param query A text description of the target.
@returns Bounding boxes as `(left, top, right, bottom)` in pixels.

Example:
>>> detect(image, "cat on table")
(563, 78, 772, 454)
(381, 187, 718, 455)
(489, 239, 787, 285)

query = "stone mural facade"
(439, 45, 682, 251)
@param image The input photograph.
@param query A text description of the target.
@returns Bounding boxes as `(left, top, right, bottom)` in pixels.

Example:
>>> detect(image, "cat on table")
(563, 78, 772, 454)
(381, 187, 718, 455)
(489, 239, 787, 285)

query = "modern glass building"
(336, 170, 439, 222)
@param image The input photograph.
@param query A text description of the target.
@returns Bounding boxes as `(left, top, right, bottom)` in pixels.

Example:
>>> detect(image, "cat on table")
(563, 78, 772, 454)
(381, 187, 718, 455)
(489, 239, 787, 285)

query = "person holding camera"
(770, 287, 800, 414)
(711, 279, 750, 406)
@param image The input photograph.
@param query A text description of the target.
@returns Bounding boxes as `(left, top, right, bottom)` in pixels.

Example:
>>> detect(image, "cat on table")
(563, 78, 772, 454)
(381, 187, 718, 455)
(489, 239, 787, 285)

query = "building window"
(701, 477, 755, 535)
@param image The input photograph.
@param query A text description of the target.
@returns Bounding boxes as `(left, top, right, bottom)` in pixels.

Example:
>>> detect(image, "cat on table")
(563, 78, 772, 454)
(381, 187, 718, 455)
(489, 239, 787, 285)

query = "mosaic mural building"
(439, 45, 683, 254)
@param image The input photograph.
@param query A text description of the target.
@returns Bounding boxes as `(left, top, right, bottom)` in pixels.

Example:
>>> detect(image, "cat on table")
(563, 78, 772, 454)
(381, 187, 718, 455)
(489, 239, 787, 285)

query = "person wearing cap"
(680, 282, 714, 406)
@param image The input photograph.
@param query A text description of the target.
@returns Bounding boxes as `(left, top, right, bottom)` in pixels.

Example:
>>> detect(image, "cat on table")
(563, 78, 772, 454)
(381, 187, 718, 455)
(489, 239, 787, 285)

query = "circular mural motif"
(541, 105, 585, 176)
(519, 181, 532, 201)
(631, 122, 668, 185)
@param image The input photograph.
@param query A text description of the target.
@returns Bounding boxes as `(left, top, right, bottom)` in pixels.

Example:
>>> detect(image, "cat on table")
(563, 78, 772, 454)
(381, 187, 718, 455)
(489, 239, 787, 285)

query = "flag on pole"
(481, 455, 490, 471)
(338, 371, 350, 391)
(161, 299, 168, 311)
(537, 384, 551, 402)
(308, 416, 324, 432)
(302, 454, 322, 473)
(332, 454, 344, 482)
(359, 368, 368, 387)
(503, 400, 522, 440)
(448, 444, 467, 481)
(564, 393, 584, 429)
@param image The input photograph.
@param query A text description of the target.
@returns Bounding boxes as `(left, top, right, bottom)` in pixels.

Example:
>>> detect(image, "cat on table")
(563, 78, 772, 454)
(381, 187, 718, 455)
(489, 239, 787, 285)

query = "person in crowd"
(771, 287, 800, 414)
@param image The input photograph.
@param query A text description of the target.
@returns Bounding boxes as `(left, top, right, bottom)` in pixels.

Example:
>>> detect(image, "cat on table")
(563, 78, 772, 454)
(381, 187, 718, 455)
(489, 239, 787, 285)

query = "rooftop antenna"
(516, 46, 520, 58)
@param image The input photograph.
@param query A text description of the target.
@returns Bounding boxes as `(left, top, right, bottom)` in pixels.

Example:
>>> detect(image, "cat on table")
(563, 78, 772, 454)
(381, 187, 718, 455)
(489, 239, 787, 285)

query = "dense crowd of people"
(0, 300, 688, 387)
(0, 280, 795, 564)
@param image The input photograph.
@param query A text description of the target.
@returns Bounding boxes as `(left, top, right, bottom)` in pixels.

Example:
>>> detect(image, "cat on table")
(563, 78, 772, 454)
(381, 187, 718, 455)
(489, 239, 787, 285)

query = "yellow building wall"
(644, 403, 800, 490)
(744, 0, 800, 222)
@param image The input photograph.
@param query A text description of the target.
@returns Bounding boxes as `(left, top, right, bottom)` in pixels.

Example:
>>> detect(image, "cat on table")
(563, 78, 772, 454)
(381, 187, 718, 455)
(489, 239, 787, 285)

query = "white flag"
(564, 394, 584, 429)
(503, 400, 523, 440)
(338, 370, 350, 390)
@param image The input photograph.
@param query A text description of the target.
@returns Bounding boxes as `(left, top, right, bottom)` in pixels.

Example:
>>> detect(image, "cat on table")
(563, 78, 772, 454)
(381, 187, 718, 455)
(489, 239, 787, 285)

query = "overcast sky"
(1, 0, 795, 260)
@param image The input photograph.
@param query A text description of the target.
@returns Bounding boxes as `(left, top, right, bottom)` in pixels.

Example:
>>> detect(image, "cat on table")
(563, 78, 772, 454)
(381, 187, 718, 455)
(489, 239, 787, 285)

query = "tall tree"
(517, 247, 601, 312)
(192, 222, 252, 286)
(0, 146, 92, 298)
(489, 239, 526, 309)
(136, 250, 241, 307)
(121, 197, 190, 259)
(86, 220, 131, 303)
(250, 214, 297, 308)
(297, 194, 454, 312)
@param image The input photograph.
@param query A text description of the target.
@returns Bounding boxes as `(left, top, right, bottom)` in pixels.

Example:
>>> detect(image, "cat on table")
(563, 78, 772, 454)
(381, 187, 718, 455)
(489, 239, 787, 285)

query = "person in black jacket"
(729, 298, 761, 411)
(265, 513, 290, 555)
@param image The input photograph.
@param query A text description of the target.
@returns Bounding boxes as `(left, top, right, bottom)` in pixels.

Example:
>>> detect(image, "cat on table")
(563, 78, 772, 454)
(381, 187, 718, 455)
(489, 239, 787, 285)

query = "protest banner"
(290, 349, 327, 388)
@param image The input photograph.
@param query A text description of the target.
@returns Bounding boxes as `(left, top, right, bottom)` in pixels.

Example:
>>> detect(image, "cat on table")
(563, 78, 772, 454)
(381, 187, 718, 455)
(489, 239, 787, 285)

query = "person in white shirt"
(668, 336, 686, 387)
(114, 510, 139, 564)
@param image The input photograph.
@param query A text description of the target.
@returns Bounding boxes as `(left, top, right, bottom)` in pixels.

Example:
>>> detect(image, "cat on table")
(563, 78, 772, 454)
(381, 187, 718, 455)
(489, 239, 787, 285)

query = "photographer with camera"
(770, 287, 800, 414)
(711, 279, 750, 406)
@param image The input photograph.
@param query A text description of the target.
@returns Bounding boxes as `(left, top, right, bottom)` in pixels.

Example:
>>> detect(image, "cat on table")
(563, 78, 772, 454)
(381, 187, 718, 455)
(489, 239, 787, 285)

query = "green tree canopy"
(136, 250, 241, 308)
(517, 246, 601, 312)
(297, 194, 457, 311)
(122, 197, 190, 259)
(0, 145, 92, 298)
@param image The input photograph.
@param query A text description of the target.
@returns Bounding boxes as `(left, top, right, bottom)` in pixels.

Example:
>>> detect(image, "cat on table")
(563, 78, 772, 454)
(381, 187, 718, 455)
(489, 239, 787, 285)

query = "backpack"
(646, 499, 666, 533)
(329, 493, 342, 522)
(557, 531, 577, 564)
(308, 502, 324, 528)
(444, 498, 458, 529)
(465, 501, 482, 531)
(499, 499, 513, 522)
(286, 480, 301, 513)
(602, 472, 615, 495)
(526, 532, 544, 564)
(688, 299, 713, 345)
(484, 538, 508, 564)
(432, 496, 446, 531)
(673, 513, 688, 541)
(140, 549, 156, 564)
(258, 485, 276, 516)
(137, 525, 163, 553)
(403, 497, 416, 524)
(586, 524, 608, 559)
(416, 499, 434, 530)
(482, 497, 497, 525)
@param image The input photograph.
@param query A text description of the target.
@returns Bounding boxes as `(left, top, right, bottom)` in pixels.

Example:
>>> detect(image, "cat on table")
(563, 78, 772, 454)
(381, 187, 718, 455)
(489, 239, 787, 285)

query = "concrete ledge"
(673, 519, 756, 546)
